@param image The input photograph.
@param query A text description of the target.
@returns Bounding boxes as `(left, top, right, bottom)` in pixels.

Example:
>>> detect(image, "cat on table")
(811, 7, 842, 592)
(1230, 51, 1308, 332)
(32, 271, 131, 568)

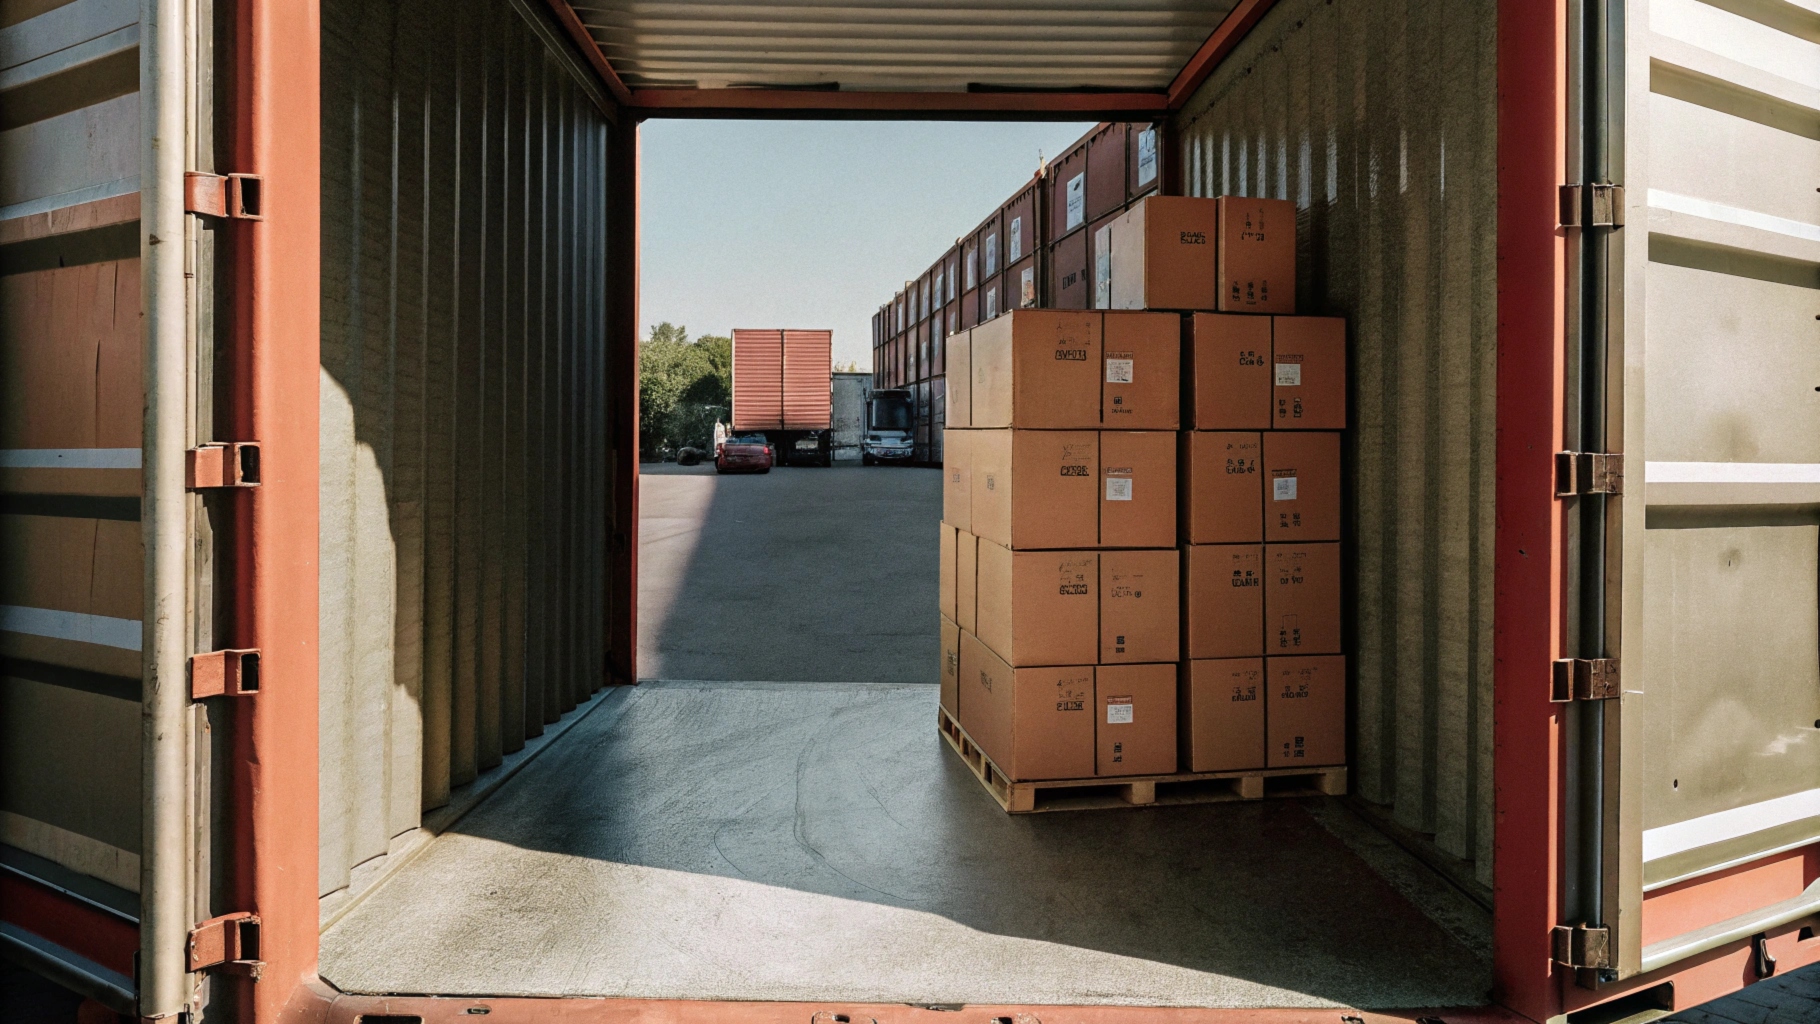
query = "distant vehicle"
(731, 328, 834, 466)
(715, 434, 773, 474)
(830, 372, 872, 461)
(862, 388, 915, 465)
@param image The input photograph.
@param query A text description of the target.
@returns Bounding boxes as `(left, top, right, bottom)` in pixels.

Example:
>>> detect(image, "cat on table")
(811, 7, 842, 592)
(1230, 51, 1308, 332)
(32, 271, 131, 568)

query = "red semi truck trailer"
(729, 328, 834, 466)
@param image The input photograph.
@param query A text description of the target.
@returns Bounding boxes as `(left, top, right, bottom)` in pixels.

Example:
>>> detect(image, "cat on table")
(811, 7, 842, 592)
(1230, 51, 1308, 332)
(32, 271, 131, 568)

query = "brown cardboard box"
(975, 538, 1098, 667)
(1267, 654, 1346, 767)
(970, 429, 1099, 549)
(1216, 196, 1296, 314)
(1100, 431, 1175, 548)
(1262, 432, 1341, 542)
(956, 529, 979, 632)
(1104, 195, 1221, 311)
(1100, 311, 1181, 430)
(940, 615, 961, 715)
(1096, 663, 1178, 777)
(1179, 431, 1262, 544)
(1100, 549, 1179, 664)
(1180, 658, 1266, 772)
(943, 428, 971, 532)
(946, 328, 972, 427)
(959, 630, 1095, 781)
(939, 522, 956, 622)
(1271, 316, 1345, 430)
(1265, 542, 1341, 656)
(1182, 544, 1263, 659)
(968, 309, 1101, 428)
(1184, 313, 1271, 429)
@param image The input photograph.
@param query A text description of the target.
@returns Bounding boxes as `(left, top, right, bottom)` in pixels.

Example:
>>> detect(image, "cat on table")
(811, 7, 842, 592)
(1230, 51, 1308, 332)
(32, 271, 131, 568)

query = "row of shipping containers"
(869, 121, 1164, 463)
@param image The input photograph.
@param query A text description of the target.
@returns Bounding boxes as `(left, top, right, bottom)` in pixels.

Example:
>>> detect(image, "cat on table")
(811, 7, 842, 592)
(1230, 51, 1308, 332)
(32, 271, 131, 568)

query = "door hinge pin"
(188, 912, 263, 976)
(1552, 658, 1621, 702)
(1552, 923, 1613, 969)
(1555, 451, 1623, 497)
(190, 649, 261, 699)
(187, 442, 262, 489)
(183, 172, 265, 220)
(1559, 183, 1624, 229)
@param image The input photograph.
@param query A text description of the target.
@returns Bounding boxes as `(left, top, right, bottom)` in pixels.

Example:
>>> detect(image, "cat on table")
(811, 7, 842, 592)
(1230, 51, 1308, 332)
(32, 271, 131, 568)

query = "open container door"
(1557, 0, 1820, 1009)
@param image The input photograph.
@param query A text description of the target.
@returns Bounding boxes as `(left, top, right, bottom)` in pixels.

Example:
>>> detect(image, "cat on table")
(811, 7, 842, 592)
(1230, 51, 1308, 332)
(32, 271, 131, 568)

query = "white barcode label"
(1275, 363, 1302, 386)
(1066, 173, 1085, 230)
(1106, 358, 1134, 384)
(1106, 477, 1133, 501)
(1106, 698, 1134, 724)
(1273, 476, 1298, 501)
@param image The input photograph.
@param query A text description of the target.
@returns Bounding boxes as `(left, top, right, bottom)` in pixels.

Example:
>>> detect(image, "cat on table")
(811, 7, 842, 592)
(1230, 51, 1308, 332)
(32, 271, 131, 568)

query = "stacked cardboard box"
(942, 194, 1348, 791)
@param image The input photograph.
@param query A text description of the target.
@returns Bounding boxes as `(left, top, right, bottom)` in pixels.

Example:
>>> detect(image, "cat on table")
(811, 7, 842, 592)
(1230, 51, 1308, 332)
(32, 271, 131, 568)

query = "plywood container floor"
(319, 680, 1492, 1009)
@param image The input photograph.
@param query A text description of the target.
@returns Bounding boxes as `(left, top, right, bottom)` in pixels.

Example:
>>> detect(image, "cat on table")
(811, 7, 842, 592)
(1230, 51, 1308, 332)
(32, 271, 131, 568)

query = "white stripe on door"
(0, 605, 142, 651)
(1644, 787, 1820, 863)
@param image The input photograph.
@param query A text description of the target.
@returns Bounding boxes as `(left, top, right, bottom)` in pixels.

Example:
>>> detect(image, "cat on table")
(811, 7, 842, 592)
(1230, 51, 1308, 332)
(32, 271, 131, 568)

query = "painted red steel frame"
(1165, 0, 1281, 109)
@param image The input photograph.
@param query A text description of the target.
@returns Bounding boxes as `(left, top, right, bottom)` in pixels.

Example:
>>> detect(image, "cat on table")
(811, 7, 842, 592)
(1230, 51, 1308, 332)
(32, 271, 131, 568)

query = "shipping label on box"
(1262, 432, 1340, 541)
(1100, 431, 1176, 548)
(1096, 663, 1177, 777)
(1102, 311, 1180, 430)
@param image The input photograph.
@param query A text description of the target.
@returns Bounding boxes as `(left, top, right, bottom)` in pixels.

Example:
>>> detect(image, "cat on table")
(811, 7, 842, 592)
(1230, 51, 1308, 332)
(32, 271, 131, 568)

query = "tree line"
(639, 322, 730, 457)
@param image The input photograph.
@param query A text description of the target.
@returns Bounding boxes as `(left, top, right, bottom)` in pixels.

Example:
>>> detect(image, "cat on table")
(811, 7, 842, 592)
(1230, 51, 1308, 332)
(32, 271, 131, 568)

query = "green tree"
(639, 323, 731, 456)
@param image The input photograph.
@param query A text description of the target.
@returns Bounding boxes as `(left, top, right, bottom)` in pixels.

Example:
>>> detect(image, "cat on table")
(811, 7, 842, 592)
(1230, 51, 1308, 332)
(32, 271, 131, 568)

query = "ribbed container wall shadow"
(1171, 0, 1497, 888)
(319, 0, 612, 900)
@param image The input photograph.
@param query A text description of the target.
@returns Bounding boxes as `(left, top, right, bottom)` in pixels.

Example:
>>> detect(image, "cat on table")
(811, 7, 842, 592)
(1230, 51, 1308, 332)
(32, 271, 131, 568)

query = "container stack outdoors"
(938, 194, 1349, 813)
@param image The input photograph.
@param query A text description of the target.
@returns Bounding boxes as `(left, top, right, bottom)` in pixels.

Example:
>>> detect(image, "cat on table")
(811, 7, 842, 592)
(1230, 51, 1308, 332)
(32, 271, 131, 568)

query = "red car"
(715, 434, 773, 474)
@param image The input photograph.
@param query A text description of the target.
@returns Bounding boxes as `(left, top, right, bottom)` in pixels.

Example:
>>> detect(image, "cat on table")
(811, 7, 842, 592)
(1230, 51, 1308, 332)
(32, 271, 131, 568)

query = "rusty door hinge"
(1552, 658, 1621, 701)
(1556, 451, 1623, 497)
(187, 442, 261, 489)
(191, 649, 260, 699)
(188, 912, 263, 976)
(1559, 183, 1624, 228)
(1552, 923, 1613, 969)
(184, 172, 264, 220)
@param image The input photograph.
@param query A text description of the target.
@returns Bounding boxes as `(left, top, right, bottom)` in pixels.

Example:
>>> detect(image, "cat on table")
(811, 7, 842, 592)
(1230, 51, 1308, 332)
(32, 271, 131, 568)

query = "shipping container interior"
(6, 0, 1820, 1020)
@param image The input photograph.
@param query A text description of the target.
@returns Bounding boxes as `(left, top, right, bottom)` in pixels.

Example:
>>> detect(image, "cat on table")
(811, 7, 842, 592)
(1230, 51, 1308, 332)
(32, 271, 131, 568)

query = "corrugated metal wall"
(318, 0, 614, 903)
(1172, 0, 1498, 888)
(0, 0, 146, 898)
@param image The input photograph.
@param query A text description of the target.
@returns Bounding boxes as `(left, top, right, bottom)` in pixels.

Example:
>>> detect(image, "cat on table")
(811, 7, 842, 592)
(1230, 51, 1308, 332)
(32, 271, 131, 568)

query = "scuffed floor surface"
(320, 680, 1491, 1008)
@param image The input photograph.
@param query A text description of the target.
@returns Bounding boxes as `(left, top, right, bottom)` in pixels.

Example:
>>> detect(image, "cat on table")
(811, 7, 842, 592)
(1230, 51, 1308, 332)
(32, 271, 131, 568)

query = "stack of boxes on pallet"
(938, 193, 1348, 807)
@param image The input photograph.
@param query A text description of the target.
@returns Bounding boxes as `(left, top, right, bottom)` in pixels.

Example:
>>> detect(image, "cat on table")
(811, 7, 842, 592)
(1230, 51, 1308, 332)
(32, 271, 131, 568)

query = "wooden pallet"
(937, 704, 1346, 814)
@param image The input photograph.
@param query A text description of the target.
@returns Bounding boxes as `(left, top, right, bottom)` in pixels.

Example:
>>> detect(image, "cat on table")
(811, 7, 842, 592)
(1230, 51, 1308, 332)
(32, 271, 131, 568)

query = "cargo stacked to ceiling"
(937, 191, 1345, 813)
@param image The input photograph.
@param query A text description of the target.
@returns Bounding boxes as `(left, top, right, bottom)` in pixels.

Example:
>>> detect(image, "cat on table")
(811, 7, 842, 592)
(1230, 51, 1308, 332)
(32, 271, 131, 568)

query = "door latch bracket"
(1556, 451, 1623, 497)
(188, 912, 263, 976)
(191, 649, 261, 699)
(1552, 658, 1621, 702)
(184, 172, 265, 220)
(1559, 183, 1624, 228)
(1552, 923, 1613, 969)
(187, 442, 261, 489)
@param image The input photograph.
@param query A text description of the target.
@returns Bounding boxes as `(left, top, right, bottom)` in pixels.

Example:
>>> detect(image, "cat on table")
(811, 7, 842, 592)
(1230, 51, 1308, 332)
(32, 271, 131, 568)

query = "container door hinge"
(1552, 923, 1613, 969)
(1555, 451, 1623, 497)
(1559, 183, 1624, 229)
(1552, 658, 1621, 702)
(188, 912, 263, 977)
(184, 172, 264, 220)
(190, 649, 260, 699)
(187, 442, 261, 489)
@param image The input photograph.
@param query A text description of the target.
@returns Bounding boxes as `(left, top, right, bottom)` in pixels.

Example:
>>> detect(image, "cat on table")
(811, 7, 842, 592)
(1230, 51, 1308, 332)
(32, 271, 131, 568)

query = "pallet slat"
(937, 705, 1346, 814)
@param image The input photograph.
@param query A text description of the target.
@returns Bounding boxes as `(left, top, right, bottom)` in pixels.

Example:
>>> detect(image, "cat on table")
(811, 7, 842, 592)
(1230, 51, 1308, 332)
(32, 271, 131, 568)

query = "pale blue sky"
(638, 120, 1096, 370)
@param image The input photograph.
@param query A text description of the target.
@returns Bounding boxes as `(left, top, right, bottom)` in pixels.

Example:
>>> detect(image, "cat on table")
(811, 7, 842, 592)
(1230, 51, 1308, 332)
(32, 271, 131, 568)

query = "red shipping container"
(782, 329, 832, 429)
(730, 329, 784, 430)
(1086, 122, 1127, 222)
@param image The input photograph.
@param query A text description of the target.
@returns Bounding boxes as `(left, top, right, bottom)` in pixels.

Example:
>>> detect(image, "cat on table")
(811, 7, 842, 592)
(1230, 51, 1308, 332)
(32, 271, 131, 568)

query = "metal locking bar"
(186, 442, 262, 489)
(1555, 451, 1623, 497)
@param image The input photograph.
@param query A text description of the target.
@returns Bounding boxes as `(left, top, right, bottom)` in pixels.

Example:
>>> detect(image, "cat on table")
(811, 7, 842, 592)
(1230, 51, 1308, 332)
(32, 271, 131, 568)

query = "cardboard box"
(956, 529, 979, 632)
(970, 429, 1099, 550)
(940, 615, 961, 715)
(946, 328, 972, 427)
(968, 309, 1101, 428)
(1265, 542, 1341, 655)
(1100, 431, 1175, 548)
(1104, 195, 1221, 311)
(1184, 313, 1271, 429)
(1101, 311, 1181, 430)
(1179, 431, 1262, 544)
(1271, 316, 1345, 429)
(939, 522, 956, 622)
(1096, 663, 1178, 777)
(1217, 196, 1296, 314)
(959, 630, 1095, 781)
(975, 538, 1098, 666)
(1180, 658, 1266, 772)
(1262, 432, 1341, 542)
(1267, 655, 1346, 767)
(1100, 549, 1179, 664)
(943, 428, 971, 532)
(1183, 544, 1264, 659)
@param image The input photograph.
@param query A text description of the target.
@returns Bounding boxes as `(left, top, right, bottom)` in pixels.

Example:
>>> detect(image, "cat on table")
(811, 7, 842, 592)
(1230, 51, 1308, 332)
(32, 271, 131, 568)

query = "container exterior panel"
(781, 328, 833, 430)
(731, 328, 784, 430)
(1086, 122, 1127, 222)
(1004, 182, 1038, 266)
(1174, 0, 1499, 888)
(317, 0, 615, 910)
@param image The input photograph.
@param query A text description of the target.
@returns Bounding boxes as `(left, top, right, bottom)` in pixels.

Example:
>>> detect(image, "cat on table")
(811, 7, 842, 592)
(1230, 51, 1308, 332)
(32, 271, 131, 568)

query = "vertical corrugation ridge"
(1172, 0, 1497, 889)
